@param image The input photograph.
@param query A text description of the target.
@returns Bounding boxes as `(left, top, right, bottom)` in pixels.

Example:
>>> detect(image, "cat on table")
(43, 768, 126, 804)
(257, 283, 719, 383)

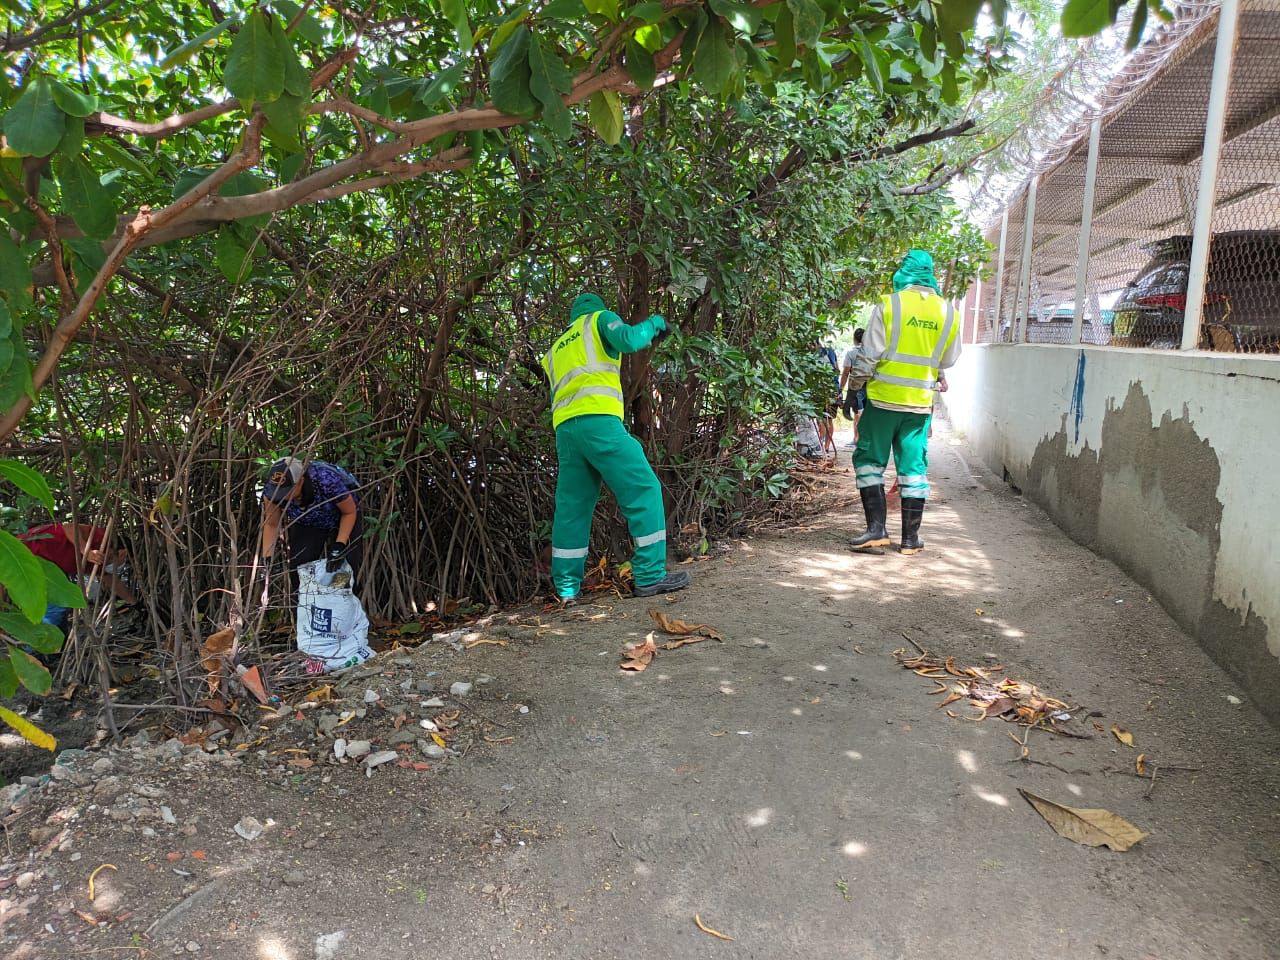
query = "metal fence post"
(1182, 0, 1242, 351)
(1071, 118, 1102, 345)
(990, 208, 1009, 341)
(1014, 178, 1039, 343)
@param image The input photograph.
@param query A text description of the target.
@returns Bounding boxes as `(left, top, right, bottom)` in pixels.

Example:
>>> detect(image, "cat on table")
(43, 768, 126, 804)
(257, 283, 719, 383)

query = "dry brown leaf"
(1135, 753, 1147, 776)
(661, 635, 711, 651)
(1018, 789, 1147, 851)
(694, 914, 734, 941)
(620, 633, 658, 672)
(937, 691, 964, 709)
(200, 628, 235, 694)
(944, 657, 966, 678)
(304, 685, 333, 703)
(1111, 725, 1135, 748)
(647, 609, 723, 641)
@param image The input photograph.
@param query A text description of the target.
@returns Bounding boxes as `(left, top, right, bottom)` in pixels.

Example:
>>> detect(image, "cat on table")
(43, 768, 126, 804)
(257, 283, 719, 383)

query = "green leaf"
(528, 34, 574, 138)
(633, 22, 663, 52)
(859, 33, 883, 94)
(588, 89, 624, 144)
(583, 0, 620, 20)
(160, 17, 235, 69)
(274, 0, 326, 44)
(693, 16, 735, 95)
(0, 300, 10, 338)
(940, 62, 959, 104)
(274, 24, 312, 97)
(65, 237, 107, 296)
(541, 0, 585, 18)
(440, 0, 474, 52)
(9, 647, 51, 695)
(0, 340, 11, 377)
(1125, 0, 1148, 49)
(223, 9, 286, 108)
(628, 1, 664, 22)
(0, 660, 16, 699)
(37, 559, 84, 610)
(2, 76, 66, 157)
(490, 25, 536, 118)
(0, 232, 33, 309)
(261, 92, 306, 151)
(93, 138, 153, 180)
(215, 229, 254, 282)
(279, 152, 306, 183)
(936, 0, 985, 38)
(57, 114, 85, 155)
(624, 39, 656, 90)
(56, 155, 117, 241)
(0, 613, 65, 655)
(49, 80, 98, 117)
(708, 0, 761, 35)
(419, 62, 467, 108)
(773, 4, 796, 67)
(490, 4, 531, 52)
(0, 530, 46, 624)
(0, 355, 33, 412)
(1061, 0, 1115, 37)
(0, 459, 54, 512)
(785, 0, 823, 48)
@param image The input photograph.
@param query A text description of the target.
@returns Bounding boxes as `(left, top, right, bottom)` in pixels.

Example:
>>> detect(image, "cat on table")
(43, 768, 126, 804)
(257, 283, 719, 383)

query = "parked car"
(1111, 231, 1280, 350)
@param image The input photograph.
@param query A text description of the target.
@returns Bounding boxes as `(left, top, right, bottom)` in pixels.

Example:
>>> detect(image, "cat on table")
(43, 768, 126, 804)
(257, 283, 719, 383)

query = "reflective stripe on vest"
(866, 290, 956, 409)
(541, 311, 624, 428)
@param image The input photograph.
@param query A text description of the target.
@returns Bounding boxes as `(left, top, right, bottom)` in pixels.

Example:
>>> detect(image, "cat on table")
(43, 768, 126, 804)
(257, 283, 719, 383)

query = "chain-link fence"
(976, 0, 1280, 355)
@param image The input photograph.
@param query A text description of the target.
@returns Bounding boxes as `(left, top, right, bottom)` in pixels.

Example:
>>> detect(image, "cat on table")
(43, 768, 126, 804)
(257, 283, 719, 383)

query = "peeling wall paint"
(943, 344, 1280, 719)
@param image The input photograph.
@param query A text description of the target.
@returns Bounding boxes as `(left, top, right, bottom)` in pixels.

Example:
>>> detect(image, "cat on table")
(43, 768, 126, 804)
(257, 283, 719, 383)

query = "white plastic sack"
(296, 559, 374, 672)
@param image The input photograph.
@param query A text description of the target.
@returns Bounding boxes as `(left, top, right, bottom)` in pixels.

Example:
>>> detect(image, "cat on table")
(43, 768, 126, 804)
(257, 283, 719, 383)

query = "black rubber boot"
(634, 570, 691, 597)
(900, 497, 925, 555)
(849, 485, 891, 553)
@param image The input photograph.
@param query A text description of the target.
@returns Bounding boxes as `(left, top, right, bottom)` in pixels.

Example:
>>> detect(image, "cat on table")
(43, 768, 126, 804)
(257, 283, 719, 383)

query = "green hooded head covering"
(571, 292, 606, 320)
(892, 249, 940, 293)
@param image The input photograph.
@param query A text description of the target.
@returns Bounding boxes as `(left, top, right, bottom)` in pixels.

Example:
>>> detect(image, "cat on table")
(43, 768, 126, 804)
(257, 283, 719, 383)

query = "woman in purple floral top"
(259, 457, 363, 583)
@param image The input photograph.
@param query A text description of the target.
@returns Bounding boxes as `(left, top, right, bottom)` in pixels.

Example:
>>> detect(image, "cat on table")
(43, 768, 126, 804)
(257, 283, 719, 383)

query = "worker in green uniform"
(542, 292, 691, 602)
(846, 250, 960, 555)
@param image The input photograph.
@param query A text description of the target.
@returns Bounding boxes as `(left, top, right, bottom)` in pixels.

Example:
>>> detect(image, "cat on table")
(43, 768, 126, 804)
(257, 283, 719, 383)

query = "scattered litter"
(87, 863, 116, 901)
(160, 806, 177, 825)
(736, 731, 751, 736)
(894, 648, 1078, 732)
(316, 931, 348, 960)
(1111, 725, 1135, 748)
(233, 816, 265, 842)
(364, 751, 398, 776)
(694, 913, 735, 941)
(1226, 695, 1242, 705)
(709, 730, 727, 737)
(1018, 789, 1147, 851)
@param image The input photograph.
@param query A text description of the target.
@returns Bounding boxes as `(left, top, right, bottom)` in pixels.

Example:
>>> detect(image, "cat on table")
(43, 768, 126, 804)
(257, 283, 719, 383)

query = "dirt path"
(4, 416, 1279, 960)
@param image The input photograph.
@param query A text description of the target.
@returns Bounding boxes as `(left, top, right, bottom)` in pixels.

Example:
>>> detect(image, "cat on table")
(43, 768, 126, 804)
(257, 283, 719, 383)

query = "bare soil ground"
(2, 416, 1278, 960)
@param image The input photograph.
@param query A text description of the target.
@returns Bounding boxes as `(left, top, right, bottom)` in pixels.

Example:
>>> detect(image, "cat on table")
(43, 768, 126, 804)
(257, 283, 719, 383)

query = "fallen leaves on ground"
(894, 649, 1076, 730)
(620, 633, 658, 672)
(1135, 753, 1147, 776)
(1111, 724, 1135, 748)
(694, 914, 735, 941)
(1018, 789, 1147, 851)
(200, 628, 235, 694)
(648, 608, 723, 641)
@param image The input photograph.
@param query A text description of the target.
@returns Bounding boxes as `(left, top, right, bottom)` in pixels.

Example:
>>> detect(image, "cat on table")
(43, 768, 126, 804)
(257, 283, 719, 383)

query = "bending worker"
(260, 457, 363, 584)
(542, 292, 690, 602)
(846, 250, 959, 556)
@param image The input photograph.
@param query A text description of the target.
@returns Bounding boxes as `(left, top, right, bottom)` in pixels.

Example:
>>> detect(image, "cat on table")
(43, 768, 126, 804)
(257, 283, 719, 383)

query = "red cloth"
(18, 523, 105, 577)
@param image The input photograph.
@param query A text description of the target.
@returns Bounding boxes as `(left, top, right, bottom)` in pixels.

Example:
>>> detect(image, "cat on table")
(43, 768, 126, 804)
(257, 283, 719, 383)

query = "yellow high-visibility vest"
(541, 311, 624, 428)
(865, 289, 957, 409)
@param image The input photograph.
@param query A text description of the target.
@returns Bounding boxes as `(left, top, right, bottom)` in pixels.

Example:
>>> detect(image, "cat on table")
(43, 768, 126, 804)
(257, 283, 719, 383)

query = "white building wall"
(943, 343, 1280, 716)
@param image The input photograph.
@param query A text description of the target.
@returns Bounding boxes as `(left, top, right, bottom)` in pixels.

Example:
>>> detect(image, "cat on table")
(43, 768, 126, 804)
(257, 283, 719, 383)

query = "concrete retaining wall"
(942, 343, 1280, 719)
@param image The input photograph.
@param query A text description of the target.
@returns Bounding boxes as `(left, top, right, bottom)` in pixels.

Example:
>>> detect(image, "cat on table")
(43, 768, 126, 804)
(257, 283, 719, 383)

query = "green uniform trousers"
(551, 414, 668, 597)
(853, 401, 931, 499)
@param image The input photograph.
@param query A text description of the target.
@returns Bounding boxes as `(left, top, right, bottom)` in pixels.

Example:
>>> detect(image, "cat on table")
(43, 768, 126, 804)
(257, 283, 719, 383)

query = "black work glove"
(325, 541, 348, 573)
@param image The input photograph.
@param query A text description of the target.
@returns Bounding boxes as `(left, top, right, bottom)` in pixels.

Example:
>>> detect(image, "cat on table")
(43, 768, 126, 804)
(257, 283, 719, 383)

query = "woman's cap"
(262, 457, 305, 503)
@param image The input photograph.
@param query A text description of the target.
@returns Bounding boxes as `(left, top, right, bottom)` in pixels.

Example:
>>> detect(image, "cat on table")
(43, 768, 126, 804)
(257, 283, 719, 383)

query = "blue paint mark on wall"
(1068, 350, 1086, 444)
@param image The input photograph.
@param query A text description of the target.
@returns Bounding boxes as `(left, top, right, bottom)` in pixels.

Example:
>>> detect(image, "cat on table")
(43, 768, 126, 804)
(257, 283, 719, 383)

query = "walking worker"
(846, 250, 960, 555)
(259, 457, 363, 583)
(542, 292, 690, 602)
